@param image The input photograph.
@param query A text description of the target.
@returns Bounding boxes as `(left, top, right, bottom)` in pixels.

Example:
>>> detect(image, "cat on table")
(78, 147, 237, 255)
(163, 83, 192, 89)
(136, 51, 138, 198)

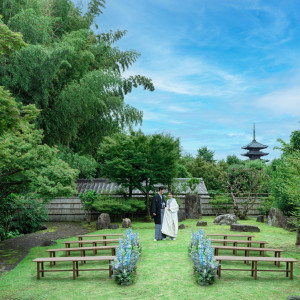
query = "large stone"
(178, 210, 186, 222)
(213, 214, 238, 225)
(185, 194, 201, 219)
(179, 224, 185, 229)
(96, 213, 111, 230)
(267, 208, 286, 228)
(122, 218, 132, 228)
(256, 215, 264, 223)
(287, 296, 300, 300)
(196, 221, 207, 226)
(109, 224, 119, 230)
(231, 224, 260, 232)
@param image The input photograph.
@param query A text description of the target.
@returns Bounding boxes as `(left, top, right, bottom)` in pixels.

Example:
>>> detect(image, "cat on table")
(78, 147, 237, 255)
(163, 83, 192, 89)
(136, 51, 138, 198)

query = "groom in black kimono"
(151, 186, 166, 241)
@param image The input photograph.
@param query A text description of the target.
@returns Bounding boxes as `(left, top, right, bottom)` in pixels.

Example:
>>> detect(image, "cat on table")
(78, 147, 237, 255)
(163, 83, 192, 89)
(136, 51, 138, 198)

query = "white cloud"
(255, 87, 300, 117)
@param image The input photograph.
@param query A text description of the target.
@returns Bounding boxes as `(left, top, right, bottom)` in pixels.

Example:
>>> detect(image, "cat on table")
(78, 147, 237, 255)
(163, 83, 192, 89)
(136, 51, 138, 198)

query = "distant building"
(241, 124, 269, 161)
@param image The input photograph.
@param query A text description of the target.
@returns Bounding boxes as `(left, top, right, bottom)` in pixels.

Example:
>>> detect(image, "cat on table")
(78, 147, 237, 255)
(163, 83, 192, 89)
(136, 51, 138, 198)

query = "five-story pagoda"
(241, 124, 268, 160)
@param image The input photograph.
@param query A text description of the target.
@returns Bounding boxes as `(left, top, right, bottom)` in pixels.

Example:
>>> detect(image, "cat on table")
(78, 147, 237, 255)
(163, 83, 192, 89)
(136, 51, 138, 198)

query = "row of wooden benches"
(32, 233, 298, 280)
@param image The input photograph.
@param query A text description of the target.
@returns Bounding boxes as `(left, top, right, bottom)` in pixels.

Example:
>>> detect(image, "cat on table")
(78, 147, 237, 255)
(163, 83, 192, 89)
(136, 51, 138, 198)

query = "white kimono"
(161, 198, 179, 238)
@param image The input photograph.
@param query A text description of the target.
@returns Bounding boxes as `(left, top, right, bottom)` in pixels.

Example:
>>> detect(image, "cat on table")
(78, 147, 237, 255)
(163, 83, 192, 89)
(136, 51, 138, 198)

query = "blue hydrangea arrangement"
(111, 229, 141, 285)
(189, 229, 219, 285)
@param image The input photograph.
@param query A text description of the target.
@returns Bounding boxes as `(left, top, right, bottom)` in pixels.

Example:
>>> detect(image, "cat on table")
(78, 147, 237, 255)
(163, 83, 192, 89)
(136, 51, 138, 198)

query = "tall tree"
(98, 131, 180, 215)
(1, 0, 154, 159)
(197, 146, 216, 163)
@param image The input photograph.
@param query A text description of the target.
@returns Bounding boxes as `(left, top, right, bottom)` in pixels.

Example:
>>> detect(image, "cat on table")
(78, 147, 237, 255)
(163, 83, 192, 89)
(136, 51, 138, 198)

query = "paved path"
(0, 222, 92, 276)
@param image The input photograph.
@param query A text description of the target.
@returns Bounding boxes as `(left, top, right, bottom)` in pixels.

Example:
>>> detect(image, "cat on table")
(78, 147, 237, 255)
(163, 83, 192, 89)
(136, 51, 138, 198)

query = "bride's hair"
(168, 191, 174, 195)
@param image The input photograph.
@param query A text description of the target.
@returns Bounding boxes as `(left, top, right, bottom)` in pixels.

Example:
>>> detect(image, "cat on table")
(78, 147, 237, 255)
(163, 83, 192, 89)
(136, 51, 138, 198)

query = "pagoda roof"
(241, 151, 269, 157)
(242, 139, 268, 150)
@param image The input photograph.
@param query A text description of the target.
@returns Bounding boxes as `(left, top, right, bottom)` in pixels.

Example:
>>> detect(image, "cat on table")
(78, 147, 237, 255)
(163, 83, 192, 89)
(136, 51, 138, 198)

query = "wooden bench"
(46, 245, 119, 266)
(77, 233, 124, 241)
(213, 245, 284, 266)
(214, 255, 298, 280)
(210, 239, 268, 253)
(62, 239, 120, 249)
(32, 256, 115, 280)
(207, 234, 255, 245)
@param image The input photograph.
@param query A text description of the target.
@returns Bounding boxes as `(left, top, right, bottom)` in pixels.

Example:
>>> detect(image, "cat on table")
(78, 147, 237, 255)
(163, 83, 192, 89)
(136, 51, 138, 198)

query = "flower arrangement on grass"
(189, 229, 219, 285)
(111, 229, 141, 285)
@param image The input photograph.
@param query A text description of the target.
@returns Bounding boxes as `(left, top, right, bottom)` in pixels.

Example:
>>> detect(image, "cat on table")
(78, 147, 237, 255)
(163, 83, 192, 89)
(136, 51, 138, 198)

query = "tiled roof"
(242, 140, 268, 150)
(76, 178, 208, 195)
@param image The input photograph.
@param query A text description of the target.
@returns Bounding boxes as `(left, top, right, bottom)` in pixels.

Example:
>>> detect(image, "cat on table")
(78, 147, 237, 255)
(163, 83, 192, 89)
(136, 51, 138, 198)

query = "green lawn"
(0, 217, 299, 300)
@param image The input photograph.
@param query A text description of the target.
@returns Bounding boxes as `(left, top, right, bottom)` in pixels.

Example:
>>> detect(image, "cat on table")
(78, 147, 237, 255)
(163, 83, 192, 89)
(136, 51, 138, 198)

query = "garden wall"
(46, 194, 261, 221)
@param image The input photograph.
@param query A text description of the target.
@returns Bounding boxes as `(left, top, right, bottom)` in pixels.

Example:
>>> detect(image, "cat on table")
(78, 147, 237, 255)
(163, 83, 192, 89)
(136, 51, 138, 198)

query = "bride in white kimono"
(161, 191, 179, 240)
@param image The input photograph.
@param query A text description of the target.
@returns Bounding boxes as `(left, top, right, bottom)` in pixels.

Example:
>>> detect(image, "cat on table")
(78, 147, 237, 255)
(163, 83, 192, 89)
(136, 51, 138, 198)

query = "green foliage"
(0, 194, 47, 241)
(209, 194, 232, 215)
(223, 165, 270, 219)
(98, 131, 180, 214)
(8, 9, 54, 45)
(226, 155, 245, 166)
(257, 196, 273, 216)
(270, 129, 300, 218)
(197, 146, 215, 163)
(57, 146, 97, 178)
(92, 197, 146, 216)
(79, 189, 98, 223)
(0, 16, 28, 56)
(185, 157, 226, 191)
(12, 196, 48, 234)
(0, 93, 78, 203)
(184, 178, 200, 194)
(1, 1, 154, 158)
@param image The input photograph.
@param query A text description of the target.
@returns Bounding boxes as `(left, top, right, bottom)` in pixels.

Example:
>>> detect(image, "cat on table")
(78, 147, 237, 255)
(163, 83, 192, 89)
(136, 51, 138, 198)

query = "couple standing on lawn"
(151, 186, 179, 241)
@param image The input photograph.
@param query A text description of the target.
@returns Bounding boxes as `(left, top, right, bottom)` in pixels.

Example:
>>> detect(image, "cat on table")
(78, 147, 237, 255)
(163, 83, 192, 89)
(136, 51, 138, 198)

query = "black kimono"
(151, 193, 166, 224)
(151, 193, 166, 240)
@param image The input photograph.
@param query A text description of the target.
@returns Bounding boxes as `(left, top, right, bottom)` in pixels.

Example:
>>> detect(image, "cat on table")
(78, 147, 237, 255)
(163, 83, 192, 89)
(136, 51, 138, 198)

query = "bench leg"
(251, 261, 254, 277)
(254, 261, 258, 280)
(80, 250, 84, 265)
(224, 236, 227, 246)
(109, 261, 113, 278)
(112, 248, 116, 256)
(93, 243, 96, 255)
(73, 261, 76, 280)
(37, 262, 40, 280)
(76, 261, 79, 277)
(53, 252, 56, 265)
(41, 262, 44, 277)
(50, 251, 53, 267)
(218, 261, 221, 278)
(278, 252, 280, 267)
(286, 262, 289, 277)
(290, 263, 293, 280)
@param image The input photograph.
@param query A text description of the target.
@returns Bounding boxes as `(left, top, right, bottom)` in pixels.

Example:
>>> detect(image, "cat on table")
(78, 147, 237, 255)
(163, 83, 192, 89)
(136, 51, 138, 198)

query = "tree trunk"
(146, 191, 150, 216)
(296, 227, 300, 245)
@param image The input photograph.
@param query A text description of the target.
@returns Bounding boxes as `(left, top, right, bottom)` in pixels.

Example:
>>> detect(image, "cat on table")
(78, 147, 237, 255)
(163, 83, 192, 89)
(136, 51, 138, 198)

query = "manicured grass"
(0, 217, 299, 300)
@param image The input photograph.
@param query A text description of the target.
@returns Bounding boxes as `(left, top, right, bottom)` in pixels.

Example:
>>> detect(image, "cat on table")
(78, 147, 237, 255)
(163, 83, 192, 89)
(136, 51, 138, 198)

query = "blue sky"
(78, 0, 300, 161)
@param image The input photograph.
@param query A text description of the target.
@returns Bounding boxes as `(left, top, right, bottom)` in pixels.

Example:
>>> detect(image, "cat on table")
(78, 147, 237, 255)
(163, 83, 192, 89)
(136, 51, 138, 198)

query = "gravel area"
(0, 222, 93, 277)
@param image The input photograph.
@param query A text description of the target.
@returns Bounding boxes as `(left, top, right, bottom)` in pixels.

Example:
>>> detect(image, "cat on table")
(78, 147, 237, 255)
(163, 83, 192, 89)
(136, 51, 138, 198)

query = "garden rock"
(267, 208, 286, 228)
(179, 224, 185, 229)
(109, 224, 119, 230)
(96, 213, 111, 230)
(122, 218, 131, 228)
(178, 210, 186, 222)
(185, 194, 201, 219)
(231, 224, 260, 232)
(213, 214, 237, 225)
(196, 221, 207, 226)
(287, 296, 300, 300)
(41, 240, 56, 247)
(256, 215, 264, 223)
